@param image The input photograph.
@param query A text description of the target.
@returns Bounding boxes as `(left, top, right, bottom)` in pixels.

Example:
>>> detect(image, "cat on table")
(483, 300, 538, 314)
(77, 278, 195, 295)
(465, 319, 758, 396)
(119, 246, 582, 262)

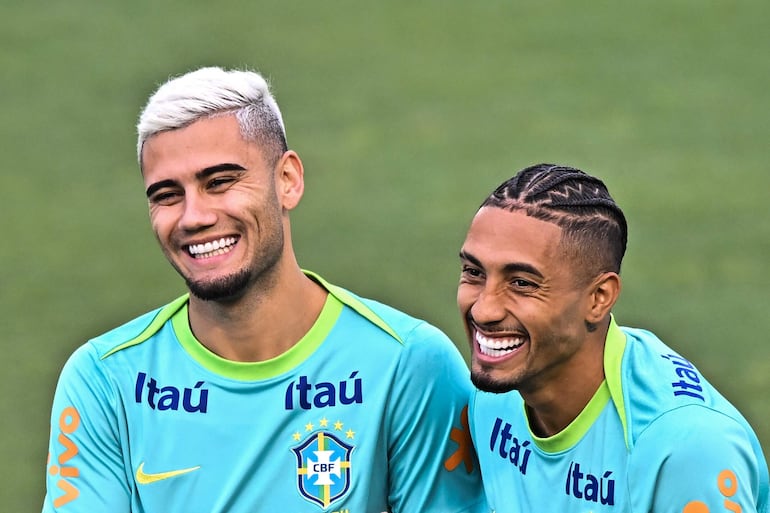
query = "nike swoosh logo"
(135, 462, 201, 484)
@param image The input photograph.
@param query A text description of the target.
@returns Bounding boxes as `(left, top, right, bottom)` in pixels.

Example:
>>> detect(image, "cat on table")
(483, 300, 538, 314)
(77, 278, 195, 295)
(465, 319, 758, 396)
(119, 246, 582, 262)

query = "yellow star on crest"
(305, 422, 314, 432)
(334, 420, 344, 431)
(292, 432, 301, 441)
(319, 417, 329, 428)
(345, 429, 355, 439)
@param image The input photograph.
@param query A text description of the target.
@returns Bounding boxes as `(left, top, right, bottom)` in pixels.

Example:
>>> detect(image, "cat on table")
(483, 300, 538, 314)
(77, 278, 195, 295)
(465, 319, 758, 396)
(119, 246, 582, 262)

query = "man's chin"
(186, 271, 251, 302)
(471, 370, 518, 394)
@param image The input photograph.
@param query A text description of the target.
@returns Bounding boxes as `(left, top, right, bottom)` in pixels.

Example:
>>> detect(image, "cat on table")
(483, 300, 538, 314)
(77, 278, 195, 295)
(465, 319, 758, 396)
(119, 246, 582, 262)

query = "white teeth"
(188, 237, 237, 258)
(475, 331, 525, 357)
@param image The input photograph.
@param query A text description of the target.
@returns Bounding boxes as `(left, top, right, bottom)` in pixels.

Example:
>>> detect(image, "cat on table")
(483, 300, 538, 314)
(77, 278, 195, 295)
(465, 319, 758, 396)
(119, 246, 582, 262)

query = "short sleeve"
(628, 404, 765, 513)
(42, 343, 131, 512)
(384, 322, 487, 513)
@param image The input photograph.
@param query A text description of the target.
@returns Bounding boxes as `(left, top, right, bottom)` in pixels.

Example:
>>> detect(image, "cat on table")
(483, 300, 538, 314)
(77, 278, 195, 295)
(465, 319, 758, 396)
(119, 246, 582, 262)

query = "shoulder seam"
(100, 295, 189, 360)
(633, 402, 749, 446)
(303, 270, 404, 344)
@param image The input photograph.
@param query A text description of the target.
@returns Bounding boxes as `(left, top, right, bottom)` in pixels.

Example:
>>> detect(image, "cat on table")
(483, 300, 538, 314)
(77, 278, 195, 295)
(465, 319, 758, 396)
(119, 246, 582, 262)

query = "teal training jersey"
(43, 272, 486, 513)
(470, 318, 769, 513)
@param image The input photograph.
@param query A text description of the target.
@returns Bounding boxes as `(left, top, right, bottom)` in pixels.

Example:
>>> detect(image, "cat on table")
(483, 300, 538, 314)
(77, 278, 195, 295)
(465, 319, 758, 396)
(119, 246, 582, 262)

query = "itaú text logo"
(47, 406, 81, 507)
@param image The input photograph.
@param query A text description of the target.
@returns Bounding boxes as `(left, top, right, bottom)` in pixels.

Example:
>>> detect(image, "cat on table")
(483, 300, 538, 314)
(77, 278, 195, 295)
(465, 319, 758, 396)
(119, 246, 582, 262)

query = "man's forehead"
(140, 116, 263, 181)
(467, 207, 562, 240)
(462, 207, 564, 266)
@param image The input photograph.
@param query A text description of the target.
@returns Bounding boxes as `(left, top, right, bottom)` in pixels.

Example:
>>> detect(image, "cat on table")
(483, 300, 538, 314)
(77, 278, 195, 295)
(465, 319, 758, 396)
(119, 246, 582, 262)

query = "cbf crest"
(291, 418, 355, 509)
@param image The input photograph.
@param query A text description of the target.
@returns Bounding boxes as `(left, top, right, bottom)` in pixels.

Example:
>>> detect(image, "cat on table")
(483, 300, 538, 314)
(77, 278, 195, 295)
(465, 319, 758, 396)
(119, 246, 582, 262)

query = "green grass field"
(3, 1, 768, 509)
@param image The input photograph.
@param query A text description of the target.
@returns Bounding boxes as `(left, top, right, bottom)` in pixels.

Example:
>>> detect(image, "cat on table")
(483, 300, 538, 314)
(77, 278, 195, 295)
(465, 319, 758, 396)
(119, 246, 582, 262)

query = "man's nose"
(470, 285, 507, 326)
(179, 192, 217, 231)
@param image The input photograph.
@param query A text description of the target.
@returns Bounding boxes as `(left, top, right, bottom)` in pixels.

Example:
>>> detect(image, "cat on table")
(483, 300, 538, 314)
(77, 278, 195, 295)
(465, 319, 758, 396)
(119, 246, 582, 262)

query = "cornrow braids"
(482, 163, 628, 279)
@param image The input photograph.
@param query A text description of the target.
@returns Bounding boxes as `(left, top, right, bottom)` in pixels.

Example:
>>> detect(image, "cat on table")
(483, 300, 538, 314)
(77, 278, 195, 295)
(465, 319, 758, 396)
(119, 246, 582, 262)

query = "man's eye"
(511, 279, 536, 289)
(150, 191, 180, 204)
(209, 177, 235, 188)
(462, 266, 482, 277)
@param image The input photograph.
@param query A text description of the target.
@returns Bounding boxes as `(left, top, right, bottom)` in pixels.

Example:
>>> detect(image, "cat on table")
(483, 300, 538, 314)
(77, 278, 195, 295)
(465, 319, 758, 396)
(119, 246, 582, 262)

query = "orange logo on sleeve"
(444, 405, 476, 473)
(682, 469, 742, 513)
(48, 406, 81, 508)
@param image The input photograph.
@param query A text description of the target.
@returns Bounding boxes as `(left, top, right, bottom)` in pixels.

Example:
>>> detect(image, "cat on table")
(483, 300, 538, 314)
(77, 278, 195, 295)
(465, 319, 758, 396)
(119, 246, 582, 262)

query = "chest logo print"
(291, 417, 355, 509)
(135, 462, 201, 485)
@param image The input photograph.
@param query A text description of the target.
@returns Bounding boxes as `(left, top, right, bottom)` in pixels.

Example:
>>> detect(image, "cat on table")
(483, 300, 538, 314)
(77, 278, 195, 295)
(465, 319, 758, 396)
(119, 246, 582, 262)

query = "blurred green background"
(2, 0, 768, 509)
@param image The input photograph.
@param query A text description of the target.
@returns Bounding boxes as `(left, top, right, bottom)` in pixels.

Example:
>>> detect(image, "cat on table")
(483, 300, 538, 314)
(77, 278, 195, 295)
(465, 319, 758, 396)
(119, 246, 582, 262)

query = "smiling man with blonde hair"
(42, 66, 485, 513)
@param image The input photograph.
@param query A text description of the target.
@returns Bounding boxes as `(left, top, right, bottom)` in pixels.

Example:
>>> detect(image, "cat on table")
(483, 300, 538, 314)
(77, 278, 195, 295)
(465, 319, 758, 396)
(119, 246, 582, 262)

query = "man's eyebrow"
(459, 250, 544, 278)
(146, 179, 176, 198)
(195, 163, 246, 181)
(145, 163, 247, 198)
(502, 262, 544, 279)
(459, 250, 483, 268)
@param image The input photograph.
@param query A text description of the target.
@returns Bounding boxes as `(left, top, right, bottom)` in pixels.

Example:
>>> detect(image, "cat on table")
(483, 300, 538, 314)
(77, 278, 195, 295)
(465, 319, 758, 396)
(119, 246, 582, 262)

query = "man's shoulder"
(325, 285, 471, 380)
(349, 292, 460, 349)
(618, 326, 754, 447)
(621, 327, 723, 403)
(350, 293, 426, 334)
(317, 274, 449, 346)
(88, 295, 188, 359)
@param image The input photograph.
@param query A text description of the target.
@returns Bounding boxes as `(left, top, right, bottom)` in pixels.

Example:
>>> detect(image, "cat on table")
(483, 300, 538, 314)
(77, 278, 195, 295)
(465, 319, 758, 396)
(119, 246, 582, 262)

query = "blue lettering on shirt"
(661, 353, 705, 401)
(284, 371, 363, 410)
(134, 372, 208, 413)
(488, 417, 531, 474)
(565, 462, 615, 505)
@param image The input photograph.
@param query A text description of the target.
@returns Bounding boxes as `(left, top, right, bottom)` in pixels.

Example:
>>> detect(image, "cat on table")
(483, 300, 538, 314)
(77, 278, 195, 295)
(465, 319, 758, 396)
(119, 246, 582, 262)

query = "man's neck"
(524, 370, 605, 438)
(187, 268, 328, 362)
(521, 328, 608, 438)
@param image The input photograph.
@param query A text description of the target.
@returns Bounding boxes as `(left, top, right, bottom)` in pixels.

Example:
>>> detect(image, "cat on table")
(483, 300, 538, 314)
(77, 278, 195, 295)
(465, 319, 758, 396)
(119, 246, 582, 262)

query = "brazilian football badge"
(291, 417, 355, 509)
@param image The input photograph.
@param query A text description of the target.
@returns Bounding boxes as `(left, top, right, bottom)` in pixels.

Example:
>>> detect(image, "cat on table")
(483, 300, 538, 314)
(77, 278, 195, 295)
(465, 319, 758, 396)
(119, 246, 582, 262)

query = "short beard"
(186, 268, 253, 302)
(471, 367, 518, 394)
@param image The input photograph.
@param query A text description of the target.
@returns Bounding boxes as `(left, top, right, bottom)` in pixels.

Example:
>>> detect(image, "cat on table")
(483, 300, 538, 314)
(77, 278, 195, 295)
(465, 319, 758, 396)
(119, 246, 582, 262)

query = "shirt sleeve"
(42, 343, 132, 513)
(628, 404, 766, 513)
(384, 322, 487, 513)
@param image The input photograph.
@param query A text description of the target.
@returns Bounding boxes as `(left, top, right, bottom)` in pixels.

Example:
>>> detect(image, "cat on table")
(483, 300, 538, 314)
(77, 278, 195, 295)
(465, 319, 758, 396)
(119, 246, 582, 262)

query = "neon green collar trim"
(171, 293, 343, 380)
(100, 295, 190, 360)
(101, 271, 402, 380)
(303, 270, 402, 343)
(604, 315, 629, 448)
(529, 316, 628, 453)
(531, 380, 610, 453)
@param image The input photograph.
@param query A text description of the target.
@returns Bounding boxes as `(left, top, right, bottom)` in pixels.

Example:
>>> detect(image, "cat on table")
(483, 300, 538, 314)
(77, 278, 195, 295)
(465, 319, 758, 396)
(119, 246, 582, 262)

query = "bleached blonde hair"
(136, 66, 287, 166)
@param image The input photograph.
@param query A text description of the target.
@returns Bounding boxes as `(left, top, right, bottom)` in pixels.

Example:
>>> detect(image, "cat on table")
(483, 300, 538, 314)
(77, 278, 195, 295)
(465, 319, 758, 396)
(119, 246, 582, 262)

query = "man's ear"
(276, 150, 304, 211)
(587, 272, 621, 324)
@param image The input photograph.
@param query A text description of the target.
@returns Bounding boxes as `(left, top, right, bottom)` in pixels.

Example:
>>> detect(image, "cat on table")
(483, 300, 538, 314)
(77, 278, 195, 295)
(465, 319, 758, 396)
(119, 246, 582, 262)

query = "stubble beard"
(181, 227, 284, 303)
(470, 361, 521, 394)
(185, 267, 255, 302)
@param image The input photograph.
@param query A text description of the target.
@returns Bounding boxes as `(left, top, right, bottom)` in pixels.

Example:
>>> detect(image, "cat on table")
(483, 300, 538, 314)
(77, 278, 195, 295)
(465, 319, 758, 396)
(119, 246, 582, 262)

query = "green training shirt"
(470, 318, 769, 513)
(44, 272, 486, 513)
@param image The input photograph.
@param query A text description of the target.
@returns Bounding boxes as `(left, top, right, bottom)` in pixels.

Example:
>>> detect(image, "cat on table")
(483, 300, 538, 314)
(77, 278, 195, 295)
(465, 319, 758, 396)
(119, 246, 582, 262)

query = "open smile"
(186, 237, 239, 259)
(475, 331, 526, 358)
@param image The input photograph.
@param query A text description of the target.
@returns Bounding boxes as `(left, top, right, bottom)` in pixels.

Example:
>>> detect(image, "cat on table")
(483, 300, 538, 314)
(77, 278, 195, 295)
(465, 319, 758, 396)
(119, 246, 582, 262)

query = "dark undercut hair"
(481, 163, 628, 284)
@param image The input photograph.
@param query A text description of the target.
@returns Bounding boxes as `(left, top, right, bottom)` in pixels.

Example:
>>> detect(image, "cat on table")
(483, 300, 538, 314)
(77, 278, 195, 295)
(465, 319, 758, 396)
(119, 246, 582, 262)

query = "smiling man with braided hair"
(458, 163, 768, 512)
